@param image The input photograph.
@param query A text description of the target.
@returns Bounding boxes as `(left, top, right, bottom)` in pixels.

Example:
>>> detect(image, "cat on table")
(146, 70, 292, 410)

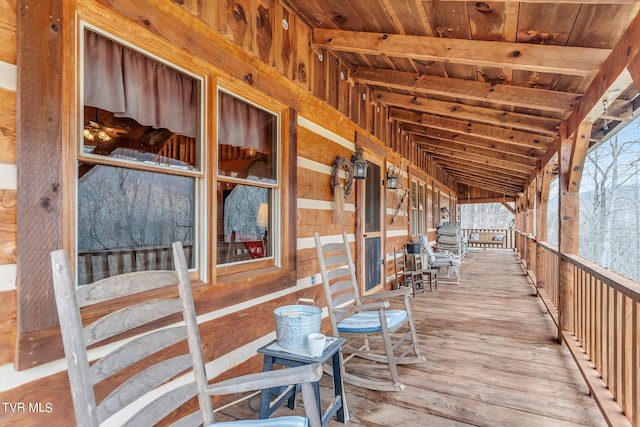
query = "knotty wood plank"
(0, 87, 16, 164)
(389, 107, 554, 147)
(313, 28, 610, 76)
(375, 91, 560, 135)
(352, 66, 576, 114)
(0, 289, 16, 364)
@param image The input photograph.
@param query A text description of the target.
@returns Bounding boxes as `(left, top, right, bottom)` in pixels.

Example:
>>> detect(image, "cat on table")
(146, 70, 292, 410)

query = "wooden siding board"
(0, 87, 16, 165)
(0, 1, 16, 65)
(0, 289, 16, 364)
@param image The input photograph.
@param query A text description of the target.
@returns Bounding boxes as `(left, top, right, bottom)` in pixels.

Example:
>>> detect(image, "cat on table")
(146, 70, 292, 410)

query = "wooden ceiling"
(284, 0, 640, 197)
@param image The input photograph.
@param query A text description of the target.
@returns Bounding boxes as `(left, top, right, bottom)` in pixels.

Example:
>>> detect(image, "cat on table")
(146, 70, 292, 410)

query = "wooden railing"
(461, 228, 515, 250)
(518, 240, 640, 427)
(77, 244, 194, 285)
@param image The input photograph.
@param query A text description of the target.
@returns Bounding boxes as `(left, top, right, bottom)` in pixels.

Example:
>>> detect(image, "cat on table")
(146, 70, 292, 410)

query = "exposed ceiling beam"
(429, 155, 529, 182)
(352, 66, 577, 114)
(422, 147, 533, 174)
(450, 172, 522, 192)
(377, 91, 560, 135)
(414, 136, 539, 167)
(313, 29, 610, 76)
(442, 165, 525, 187)
(390, 108, 554, 147)
(567, 10, 640, 134)
(401, 123, 545, 159)
(447, 174, 522, 196)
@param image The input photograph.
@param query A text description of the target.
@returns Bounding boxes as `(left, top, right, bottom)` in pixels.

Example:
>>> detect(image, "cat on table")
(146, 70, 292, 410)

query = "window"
(216, 90, 279, 267)
(419, 184, 426, 235)
(410, 181, 418, 237)
(433, 190, 440, 228)
(78, 28, 203, 285)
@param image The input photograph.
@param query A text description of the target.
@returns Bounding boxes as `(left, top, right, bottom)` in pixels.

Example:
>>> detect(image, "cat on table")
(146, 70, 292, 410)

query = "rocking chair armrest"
(361, 287, 412, 301)
(206, 363, 323, 395)
(334, 301, 390, 314)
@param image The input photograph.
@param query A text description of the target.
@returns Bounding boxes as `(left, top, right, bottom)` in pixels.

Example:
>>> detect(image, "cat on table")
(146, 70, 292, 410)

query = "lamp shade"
(256, 203, 269, 227)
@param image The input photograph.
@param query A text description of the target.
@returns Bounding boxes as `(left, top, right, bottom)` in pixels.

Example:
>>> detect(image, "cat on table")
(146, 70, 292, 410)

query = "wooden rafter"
(401, 123, 546, 159)
(352, 66, 577, 114)
(313, 29, 610, 76)
(432, 159, 529, 184)
(414, 136, 538, 167)
(374, 91, 560, 135)
(389, 108, 554, 147)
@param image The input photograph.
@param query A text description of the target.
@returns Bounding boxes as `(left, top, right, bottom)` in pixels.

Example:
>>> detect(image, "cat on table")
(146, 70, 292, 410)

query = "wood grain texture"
(0, 88, 16, 165)
(15, 0, 64, 346)
(0, 189, 16, 262)
(0, 289, 16, 364)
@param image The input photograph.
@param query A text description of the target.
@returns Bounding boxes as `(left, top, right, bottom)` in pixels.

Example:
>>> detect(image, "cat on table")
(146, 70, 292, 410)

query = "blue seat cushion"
(213, 416, 308, 427)
(337, 309, 407, 333)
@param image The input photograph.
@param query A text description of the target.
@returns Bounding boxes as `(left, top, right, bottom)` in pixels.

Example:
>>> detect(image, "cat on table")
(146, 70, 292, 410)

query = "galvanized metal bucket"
(274, 299, 321, 350)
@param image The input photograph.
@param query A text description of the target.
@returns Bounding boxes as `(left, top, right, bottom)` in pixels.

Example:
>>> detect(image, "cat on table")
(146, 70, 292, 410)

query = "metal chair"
(51, 241, 322, 427)
(314, 232, 425, 392)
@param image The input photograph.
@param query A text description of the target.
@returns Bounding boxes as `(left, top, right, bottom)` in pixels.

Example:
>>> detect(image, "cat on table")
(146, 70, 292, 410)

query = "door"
(362, 159, 384, 293)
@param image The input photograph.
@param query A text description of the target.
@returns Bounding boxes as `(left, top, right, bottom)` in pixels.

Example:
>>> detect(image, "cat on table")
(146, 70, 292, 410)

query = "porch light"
(351, 148, 367, 180)
(387, 165, 399, 190)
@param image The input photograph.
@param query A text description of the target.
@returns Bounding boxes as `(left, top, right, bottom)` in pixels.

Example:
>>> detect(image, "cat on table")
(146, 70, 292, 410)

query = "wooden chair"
(314, 232, 425, 392)
(51, 241, 322, 427)
(406, 250, 437, 293)
(392, 247, 431, 295)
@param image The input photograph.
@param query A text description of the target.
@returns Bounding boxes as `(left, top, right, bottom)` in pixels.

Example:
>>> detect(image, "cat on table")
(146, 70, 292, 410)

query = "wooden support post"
(535, 162, 552, 293)
(525, 181, 535, 272)
(558, 123, 579, 337)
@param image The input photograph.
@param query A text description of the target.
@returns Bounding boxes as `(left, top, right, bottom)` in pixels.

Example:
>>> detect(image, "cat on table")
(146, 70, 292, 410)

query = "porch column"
(525, 181, 535, 272)
(557, 122, 589, 336)
(535, 162, 552, 292)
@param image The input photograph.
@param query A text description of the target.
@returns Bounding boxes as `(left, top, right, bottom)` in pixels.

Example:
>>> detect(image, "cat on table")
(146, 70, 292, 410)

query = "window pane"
(419, 184, 425, 234)
(77, 164, 195, 285)
(365, 162, 381, 233)
(218, 91, 277, 183)
(217, 183, 272, 265)
(83, 30, 200, 171)
(411, 181, 418, 236)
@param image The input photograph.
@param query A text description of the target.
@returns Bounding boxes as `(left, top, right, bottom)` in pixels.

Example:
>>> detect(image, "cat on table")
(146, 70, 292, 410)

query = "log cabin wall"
(0, 0, 457, 424)
(0, 0, 17, 368)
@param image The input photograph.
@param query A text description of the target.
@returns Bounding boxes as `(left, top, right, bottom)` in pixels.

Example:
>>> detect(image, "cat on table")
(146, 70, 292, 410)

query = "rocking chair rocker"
(314, 232, 425, 392)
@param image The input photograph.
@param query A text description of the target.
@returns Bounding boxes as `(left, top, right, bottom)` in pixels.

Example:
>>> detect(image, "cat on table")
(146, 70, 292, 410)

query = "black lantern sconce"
(351, 148, 368, 179)
(386, 165, 399, 190)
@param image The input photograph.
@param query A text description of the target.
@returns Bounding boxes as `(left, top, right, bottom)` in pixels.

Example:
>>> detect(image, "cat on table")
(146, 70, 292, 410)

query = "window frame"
(77, 24, 207, 284)
(213, 82, 295, 281)
(215, 87, 281, 273)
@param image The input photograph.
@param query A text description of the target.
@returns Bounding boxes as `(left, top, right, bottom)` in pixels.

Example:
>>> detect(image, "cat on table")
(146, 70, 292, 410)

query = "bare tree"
(579, 130, 640, 280)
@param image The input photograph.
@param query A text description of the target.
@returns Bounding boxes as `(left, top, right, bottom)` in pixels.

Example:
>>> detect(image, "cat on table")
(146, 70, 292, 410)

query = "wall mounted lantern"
(387, 165, 399, 190)
(351, 148, 368, 179)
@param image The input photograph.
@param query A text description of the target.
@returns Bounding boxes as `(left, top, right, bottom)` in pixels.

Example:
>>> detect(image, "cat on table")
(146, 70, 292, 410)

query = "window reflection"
(217, 90, 278, 266)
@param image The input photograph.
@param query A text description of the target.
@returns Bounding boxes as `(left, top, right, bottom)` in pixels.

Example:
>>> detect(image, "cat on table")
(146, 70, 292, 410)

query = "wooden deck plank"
(218, 250, 606, 426)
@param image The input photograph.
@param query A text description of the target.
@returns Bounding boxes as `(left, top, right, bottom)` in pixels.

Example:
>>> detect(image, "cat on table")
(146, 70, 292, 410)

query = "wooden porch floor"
(221, 250, 606, 426)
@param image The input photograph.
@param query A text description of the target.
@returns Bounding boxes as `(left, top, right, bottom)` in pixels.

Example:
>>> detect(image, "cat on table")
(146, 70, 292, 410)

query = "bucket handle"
(296, 298, 315, 306)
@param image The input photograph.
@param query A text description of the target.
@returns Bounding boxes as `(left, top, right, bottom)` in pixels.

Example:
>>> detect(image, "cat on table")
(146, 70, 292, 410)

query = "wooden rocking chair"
(51, 241, 322, 427)
(314, 232, 425, 392)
